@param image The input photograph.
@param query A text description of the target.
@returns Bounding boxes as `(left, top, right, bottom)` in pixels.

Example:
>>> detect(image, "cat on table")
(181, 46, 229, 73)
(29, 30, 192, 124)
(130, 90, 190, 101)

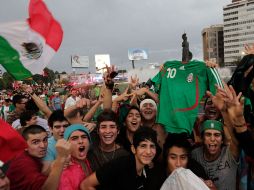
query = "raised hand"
(206, 85, 226, 112)
(114, 86, 132, 102)
(244, 44, 254, 55)
(55, 139, 72, 160)
(224, 85, 244, 121)
(205, 59, 218, 68)
(133, 87, 148, 96)
(103, 64, 118, 90)
(130, 75, 139, 89)
(21, 84, 33, 94)
(76, 98, 91, 109)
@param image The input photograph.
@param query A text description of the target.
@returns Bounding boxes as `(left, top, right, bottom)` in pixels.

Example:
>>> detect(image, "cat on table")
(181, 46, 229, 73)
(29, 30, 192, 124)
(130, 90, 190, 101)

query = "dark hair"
(12, 94, 26, 106)
(48, 110, 68, 128)
(163, 133, 192, 166)
(133, 127, 157, 149)
(97, 109, 118, 129)
(4, 99, 11, 103)
(22, 125, 46, 140)
(20, 110, 36, 126)
(124, 106, 141, 123)
(25, 99, 39, 113)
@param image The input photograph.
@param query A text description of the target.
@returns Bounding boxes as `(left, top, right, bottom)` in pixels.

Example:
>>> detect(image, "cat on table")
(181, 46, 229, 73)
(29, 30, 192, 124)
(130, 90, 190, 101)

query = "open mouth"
(208, 144, 217, 152)
(79, 146, 85, 152)
(40, 149, 46, 155)
(144, 110, 153, 114)
(131, 121, 137, 125)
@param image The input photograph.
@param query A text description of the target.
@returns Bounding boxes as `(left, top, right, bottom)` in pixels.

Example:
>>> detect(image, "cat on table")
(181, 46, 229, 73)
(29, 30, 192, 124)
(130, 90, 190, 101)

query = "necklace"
(99, 143, 116, 163)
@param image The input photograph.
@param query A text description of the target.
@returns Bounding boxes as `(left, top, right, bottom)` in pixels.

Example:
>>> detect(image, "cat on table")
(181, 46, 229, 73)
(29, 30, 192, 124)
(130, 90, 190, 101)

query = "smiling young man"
(80, 127, 157, 190)
(88, 109, 129, 170)
(58, 124, 92, 190)
(6, 125, 71, 190)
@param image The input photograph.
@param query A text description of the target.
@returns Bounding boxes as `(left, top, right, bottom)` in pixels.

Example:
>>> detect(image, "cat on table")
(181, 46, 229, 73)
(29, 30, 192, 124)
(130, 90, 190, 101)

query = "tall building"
(223, 0, 254, 66)
(202, 25, 224, 66)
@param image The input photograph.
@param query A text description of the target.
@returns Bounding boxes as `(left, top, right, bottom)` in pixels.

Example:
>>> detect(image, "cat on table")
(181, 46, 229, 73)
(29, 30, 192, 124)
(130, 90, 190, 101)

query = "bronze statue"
(182, 33, 192, 63)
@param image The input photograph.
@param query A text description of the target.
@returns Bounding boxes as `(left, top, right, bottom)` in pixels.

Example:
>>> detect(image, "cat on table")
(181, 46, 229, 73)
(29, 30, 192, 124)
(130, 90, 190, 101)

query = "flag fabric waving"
(0, 0, 63, 80)
(0, 118, 27, 162)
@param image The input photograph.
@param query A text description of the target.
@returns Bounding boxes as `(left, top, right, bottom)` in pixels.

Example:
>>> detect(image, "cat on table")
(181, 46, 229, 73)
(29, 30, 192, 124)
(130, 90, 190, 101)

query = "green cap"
(201, 120, 223, 133)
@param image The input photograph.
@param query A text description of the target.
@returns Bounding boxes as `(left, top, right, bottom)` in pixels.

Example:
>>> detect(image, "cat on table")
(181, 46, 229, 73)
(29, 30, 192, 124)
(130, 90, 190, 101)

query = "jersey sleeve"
(151, 70, 162, 93)
(206, 67, 223, 95)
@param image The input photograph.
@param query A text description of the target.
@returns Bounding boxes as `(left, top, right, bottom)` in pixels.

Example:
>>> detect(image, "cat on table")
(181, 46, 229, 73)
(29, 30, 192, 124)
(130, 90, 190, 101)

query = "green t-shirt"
(152, 60, 223, 134)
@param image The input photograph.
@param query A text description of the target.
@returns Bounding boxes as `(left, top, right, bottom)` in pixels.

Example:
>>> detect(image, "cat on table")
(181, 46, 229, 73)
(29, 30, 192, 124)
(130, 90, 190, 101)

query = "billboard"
(71, 55, 89, 68)
(95, 54, 110, 73)
(128, 48, 148, 61)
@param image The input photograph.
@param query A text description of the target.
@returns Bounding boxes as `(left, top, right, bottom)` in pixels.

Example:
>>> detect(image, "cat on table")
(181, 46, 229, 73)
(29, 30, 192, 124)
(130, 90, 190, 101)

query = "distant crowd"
(1, 47, 254, 190)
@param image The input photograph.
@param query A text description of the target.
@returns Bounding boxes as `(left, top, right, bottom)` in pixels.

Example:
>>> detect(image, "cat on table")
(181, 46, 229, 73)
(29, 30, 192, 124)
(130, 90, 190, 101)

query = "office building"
(223, 0, 254, 66)
(202, 25, 224, 66)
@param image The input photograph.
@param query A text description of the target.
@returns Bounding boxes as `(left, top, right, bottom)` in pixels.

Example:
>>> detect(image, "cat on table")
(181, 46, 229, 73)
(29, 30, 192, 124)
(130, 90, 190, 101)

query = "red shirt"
(6, 151, 47, 190)
(58, 158, 92, 190)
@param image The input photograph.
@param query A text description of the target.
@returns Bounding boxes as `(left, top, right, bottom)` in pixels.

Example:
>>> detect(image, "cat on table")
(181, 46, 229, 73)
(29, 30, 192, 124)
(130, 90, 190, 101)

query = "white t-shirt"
(64, 96, 80, 109)
(12, 117, 51, 137)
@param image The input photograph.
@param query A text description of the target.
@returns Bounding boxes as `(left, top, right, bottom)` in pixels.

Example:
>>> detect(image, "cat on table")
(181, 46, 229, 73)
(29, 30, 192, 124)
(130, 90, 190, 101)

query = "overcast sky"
(0, 0, 231, 73)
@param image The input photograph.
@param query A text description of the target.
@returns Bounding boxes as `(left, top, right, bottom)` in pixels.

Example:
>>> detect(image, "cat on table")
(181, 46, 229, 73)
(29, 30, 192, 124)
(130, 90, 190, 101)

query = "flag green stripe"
(0, 36, 32, 80)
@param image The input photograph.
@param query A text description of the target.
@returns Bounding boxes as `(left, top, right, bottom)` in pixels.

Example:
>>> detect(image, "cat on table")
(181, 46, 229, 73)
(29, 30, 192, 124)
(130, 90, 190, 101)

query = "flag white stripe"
(0, 21, 55, 75)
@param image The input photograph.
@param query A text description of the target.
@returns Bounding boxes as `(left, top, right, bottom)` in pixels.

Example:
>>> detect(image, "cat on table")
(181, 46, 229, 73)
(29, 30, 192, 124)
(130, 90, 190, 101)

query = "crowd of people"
(1, 47, 254, 190)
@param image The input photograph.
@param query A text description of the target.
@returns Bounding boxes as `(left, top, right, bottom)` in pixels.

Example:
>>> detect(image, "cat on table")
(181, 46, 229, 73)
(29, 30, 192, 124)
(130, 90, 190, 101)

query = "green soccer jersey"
(152, 60, 223, 134)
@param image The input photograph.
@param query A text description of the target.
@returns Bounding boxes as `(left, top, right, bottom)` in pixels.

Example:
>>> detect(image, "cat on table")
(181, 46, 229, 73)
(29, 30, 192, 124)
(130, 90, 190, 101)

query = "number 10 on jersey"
(167, 68, 176, 78)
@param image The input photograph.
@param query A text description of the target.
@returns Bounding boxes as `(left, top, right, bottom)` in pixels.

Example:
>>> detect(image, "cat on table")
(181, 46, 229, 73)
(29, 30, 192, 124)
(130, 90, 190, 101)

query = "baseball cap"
(201, 120, 223, 133)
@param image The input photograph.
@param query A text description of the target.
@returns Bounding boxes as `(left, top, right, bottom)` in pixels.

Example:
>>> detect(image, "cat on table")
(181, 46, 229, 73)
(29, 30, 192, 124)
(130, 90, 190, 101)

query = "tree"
(2, 72, 14, 89)
(32, 74, 44, 85)
(43, 67, 55, 84)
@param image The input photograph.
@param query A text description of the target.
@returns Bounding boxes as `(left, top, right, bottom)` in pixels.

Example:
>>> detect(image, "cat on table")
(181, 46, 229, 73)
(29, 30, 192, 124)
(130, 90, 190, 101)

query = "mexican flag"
(0, 118, 27, 162)
(0, 0, 63, 80)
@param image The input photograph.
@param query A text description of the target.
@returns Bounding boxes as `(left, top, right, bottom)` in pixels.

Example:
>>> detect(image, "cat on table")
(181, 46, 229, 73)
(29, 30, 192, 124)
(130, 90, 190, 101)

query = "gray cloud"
(0, 0, 231, 73)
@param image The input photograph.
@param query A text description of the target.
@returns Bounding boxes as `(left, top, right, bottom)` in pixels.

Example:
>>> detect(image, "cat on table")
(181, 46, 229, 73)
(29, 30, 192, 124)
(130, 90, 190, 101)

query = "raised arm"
(42, 139, 71, 190)
(22, 85, 52, 118)
(82, 96, 103, 122)
(64, 98, 91, 119)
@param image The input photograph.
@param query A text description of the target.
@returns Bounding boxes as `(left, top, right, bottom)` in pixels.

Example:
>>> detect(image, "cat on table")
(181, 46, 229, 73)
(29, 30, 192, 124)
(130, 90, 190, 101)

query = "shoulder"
(191, 146, 203, 157)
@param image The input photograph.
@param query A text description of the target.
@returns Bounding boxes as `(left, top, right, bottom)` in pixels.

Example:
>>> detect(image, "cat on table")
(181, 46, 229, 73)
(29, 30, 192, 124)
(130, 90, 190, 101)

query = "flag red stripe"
(28, 0, 63, 51)
(0, 119, 27, 162)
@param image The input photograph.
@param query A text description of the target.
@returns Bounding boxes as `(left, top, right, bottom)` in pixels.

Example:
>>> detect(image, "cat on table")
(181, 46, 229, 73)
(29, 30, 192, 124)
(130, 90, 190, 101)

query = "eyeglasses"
(53, 124, 69, 129)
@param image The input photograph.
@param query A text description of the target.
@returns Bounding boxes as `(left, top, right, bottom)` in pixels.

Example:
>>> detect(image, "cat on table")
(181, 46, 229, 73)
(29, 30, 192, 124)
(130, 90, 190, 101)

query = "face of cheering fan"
(140, 103, 156, 121)
(68, 130, 90, 161)
(98, 121, 118, 146)
(203, 129, 223, 157)
(204, 98, 220, 120)
(125, 109, 142, 133)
